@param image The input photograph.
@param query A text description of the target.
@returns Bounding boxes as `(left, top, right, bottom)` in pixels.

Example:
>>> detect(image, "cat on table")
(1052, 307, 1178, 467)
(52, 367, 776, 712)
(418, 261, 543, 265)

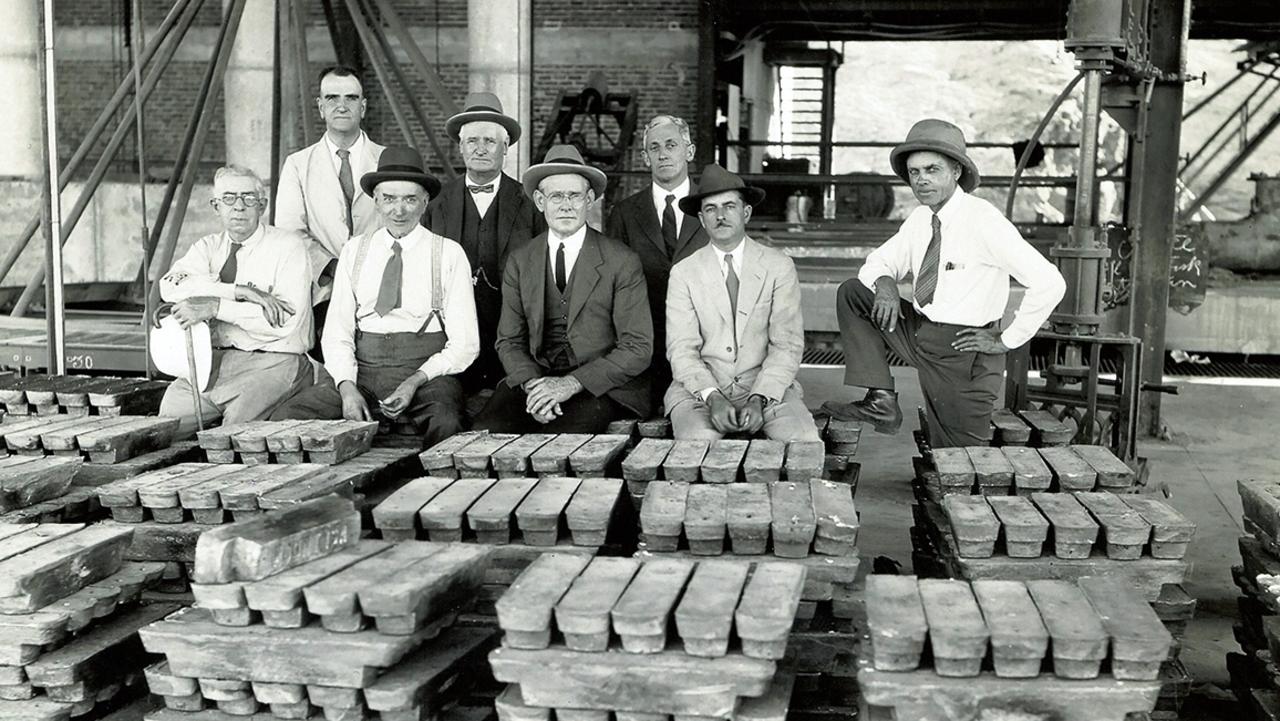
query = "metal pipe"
(12, 0, 206, 317)
(291, 0, 313, 148)
(36, 0, 64, 372)
(146, 0, 249, 314)
(1179, 104, 1280, 222)
(1183, 63, 1247, 121)
(1005, 71, 1086, 218)
(1181, 69, 1279, 179)
(0, 0, 194, 288)
(1073, 68, 1103, 231)
(131, 0, 152, 378)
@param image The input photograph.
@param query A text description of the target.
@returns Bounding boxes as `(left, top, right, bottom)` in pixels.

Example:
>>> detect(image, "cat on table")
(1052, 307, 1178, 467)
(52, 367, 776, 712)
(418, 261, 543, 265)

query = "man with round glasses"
(157, 165, 314, 435)
(426, 92, 543, 396)
(472, 145, 652, 433)
(276, 65, 386, 358)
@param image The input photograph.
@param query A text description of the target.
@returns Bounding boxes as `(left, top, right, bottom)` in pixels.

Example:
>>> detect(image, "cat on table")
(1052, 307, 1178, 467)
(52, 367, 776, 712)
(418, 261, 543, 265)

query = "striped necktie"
(915, 213, 942, 307)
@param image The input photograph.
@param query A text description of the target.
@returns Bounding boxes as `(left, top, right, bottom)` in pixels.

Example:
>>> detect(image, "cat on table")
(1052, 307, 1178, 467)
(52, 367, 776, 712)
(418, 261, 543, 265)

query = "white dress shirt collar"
(933, 186, 966, 223)
(466, 172, 500, 218)
(381, 224, 425, 252)
(714, 237, 746, 277)
(652, 177, 691, 233)
(548, 224, 588, 280)
(323, 131, 366, 175)
(225, 222, 266, 248)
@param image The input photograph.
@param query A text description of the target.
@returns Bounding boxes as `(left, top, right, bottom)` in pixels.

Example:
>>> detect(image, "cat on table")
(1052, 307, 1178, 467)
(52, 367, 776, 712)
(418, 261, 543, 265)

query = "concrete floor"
(799, 363, 1274, 717)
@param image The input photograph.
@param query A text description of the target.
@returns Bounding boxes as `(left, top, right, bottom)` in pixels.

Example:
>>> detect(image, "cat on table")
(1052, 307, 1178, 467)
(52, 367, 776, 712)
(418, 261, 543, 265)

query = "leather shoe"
(821, 389, 902, 434)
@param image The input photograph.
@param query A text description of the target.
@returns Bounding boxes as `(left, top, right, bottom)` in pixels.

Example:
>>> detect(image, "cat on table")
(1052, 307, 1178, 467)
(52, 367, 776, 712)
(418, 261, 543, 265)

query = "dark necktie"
(374, 241, 403, 316)
(218, 241, 241, 284)
(555, 243, 567, 293)
(662, 194, 678, 258)
(469, 183, 494, 194)
(337, 148, 355, 235)
(724, 253, 740, 335)
(915, 213, 942, 307)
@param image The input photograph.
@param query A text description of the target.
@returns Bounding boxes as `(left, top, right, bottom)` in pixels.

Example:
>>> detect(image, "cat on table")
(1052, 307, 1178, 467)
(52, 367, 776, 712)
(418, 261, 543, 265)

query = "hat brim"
(360, 171, 442, 199)
(446, 111, 522, 145)
(678, 185, 767, 216)
(890, 141, 981, 192)
(522, 163, 608, 199)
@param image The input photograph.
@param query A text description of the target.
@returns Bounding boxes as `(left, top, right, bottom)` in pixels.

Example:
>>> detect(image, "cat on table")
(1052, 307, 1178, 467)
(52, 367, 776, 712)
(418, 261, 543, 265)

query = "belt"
(920, 318, 999, 330)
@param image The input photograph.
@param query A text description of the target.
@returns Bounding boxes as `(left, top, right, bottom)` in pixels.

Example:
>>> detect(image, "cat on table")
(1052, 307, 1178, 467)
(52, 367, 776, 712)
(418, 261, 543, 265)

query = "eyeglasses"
(213, 193, 263, 208)
(321, 93, 362, 107)
(543, 191, 588, 206)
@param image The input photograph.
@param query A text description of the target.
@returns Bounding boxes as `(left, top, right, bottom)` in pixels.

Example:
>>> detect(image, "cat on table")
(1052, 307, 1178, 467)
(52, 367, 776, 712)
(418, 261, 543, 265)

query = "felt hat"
(678, 164, 766, 216)
(522, 145, 608, 199)
(446, 91, 522, 144)
(889, 118, 981, 192)
(359, 145, 441, 198)
(149, 313, 212, 392)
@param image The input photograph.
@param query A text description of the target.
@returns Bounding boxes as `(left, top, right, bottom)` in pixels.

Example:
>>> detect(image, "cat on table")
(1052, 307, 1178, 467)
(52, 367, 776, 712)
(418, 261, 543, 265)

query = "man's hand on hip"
(235, 285, 296, 327)
(952, 327, 1010, 354)
(172, 297, 220, 329)
(872, 277, 901, 333)
(338, 381, 372, 421)
(707, 391, 740, 433)
(527, 376, 582, 418)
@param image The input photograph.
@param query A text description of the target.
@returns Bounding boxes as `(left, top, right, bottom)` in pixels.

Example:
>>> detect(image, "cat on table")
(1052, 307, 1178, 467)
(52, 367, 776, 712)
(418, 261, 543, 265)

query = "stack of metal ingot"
(1227, 480, 1280, 719)
(861, 574, 1171, 721)
(371, 432, 633, 616)
(0, 375, 168, 419)
(0, 522, 178, 720)
(909, 440, 1197, 720)
(490, 554, 801, 721)
(90, 420, 420, 595)
(138, 495, 498, 721)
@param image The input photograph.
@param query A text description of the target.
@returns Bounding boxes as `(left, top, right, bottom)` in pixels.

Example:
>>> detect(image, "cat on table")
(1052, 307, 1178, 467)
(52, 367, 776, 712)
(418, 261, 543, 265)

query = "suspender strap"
(418, 233, 446, 334)
(350, 233, 373, 290)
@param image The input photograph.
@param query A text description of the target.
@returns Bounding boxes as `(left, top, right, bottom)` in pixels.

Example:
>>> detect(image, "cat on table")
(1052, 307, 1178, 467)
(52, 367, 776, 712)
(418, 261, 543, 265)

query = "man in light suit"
(606, 115, 708, 412)
(275, 65, 385, 358)
(426, 92, 544, 393)
(665, 164, 819, 441)
(472, 145, 653, 433)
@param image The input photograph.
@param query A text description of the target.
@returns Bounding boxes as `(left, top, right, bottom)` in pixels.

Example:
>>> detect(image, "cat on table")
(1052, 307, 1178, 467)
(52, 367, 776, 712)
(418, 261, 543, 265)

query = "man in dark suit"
(606, 114, 707, 412)
(472, 145, 653, 433)
(426, 92, 544, 393)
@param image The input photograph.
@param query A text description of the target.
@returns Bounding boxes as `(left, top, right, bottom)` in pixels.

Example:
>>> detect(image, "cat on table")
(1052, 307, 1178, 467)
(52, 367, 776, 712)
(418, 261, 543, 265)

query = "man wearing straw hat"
(157, 165, 314, 436)
(272, 146, 479, 446)
(664, 164, 818, 441)
(276, 65, 385, 358)
(472, 145, 652, 433)
(427, 92, 544, 394)
(823, 119, 1065, 447)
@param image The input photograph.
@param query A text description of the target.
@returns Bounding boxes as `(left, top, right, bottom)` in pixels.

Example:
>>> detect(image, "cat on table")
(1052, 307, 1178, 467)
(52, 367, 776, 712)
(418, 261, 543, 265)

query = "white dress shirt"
(324, 131, 373, 181)
(323, 225, 480, 387)
(651, 177, 691, 237)
(858, 188, 1066, 349)
(466, 173, 499, 218)
(160, 223, 314, 355)
(546, 224, 588, 281)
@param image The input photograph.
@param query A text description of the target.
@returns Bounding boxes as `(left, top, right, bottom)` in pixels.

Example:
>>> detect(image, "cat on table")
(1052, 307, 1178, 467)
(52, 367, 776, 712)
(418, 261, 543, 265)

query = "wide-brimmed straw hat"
(678, 164, 766, 216)
(889, 118, 981, 192)
(446, 92, 522, 144)
(522, 145, 608, 198)
(359, 145, 441, 197)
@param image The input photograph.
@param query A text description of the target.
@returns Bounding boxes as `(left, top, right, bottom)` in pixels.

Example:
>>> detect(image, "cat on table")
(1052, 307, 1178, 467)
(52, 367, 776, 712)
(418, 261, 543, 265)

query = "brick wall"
(55, 0, 223, 27)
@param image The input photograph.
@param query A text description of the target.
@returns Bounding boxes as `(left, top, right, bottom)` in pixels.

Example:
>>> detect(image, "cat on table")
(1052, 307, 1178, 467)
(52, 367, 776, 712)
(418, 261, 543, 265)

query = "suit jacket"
(496, 228, 653, 417)
(665, 237, 804, 411)
(274, 135, 385, 302)
(425, 172, 545, 279)
(605, 183, 708, 336)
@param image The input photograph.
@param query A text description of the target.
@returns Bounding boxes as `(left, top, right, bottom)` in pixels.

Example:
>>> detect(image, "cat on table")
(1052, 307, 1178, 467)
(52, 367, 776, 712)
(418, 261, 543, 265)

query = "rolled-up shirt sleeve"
(421, 244, 480, 380)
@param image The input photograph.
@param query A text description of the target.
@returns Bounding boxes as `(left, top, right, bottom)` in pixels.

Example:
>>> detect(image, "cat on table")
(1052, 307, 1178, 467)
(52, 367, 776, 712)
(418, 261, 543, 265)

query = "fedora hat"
(446, 91, 522, 145)
(359, 145, 441, 198)
(522, 145, 608, 199)
(889, 118, 981, 192)
(678, 164, 766, 216)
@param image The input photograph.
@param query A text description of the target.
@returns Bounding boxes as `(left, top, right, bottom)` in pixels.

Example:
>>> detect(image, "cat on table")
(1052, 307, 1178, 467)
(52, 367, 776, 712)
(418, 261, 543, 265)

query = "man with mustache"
(823, 119, 1065, 447)
(426, 93, 544, 394)
(664, 164, 819, 441)
(472, 145, 653, 432)
(271, 146, 479, 447)
(158, 165, 313, 436)
(606, 115, 708, 413)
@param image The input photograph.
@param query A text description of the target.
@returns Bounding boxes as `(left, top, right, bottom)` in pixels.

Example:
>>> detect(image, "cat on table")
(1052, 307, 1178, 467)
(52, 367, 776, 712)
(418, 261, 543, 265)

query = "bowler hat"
(678, 164, 766, 216)
(522, 145, 608, 199)
(446, 92, 523, 144)
(889, 119, 981, 192)
(359, 145, 441, 197)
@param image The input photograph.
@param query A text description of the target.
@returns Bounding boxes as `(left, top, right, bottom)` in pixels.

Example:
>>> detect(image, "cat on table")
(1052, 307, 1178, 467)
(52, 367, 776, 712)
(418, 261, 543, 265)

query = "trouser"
(472, 380, 631, 434)
(309, 300, 330, 364)
(270, 329, 464, 447)
(460, 283, 504, 395)
(836, 279, 1004, 447)
(160, 349, 313, 438)
(667, 384, 820, 442)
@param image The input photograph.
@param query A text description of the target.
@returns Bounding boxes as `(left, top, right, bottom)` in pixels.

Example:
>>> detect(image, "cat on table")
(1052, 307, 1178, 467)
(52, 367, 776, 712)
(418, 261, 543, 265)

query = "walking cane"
(153, 303, 205, 432)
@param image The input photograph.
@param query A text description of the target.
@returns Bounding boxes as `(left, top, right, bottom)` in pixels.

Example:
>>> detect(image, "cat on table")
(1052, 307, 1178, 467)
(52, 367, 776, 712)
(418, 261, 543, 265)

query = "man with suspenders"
(272, 146, 480, 446)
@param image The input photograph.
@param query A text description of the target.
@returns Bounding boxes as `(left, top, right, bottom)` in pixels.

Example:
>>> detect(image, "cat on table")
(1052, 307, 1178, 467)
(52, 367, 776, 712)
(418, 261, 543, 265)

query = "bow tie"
(468, 183, 494, 194)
